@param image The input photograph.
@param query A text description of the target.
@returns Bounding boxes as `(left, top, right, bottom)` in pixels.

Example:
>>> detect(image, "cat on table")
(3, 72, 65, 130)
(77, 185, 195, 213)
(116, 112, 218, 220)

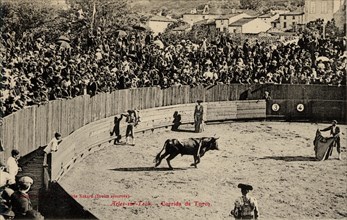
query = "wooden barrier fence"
(51, 100, 267, 181)
(0, 84, 345, 163)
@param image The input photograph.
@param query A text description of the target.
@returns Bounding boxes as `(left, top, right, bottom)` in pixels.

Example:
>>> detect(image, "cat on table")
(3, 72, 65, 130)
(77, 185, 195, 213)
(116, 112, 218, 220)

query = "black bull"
(154, 137, 219, 169)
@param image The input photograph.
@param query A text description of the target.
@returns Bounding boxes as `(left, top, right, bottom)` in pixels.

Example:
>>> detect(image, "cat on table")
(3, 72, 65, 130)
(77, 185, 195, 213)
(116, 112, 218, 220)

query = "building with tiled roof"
(258, 13, 279, 24)
(215, 13, 252, 32)
(228, 17, 271, 34)
(147, 16, 176, 35)
(279, 10, 304, 31)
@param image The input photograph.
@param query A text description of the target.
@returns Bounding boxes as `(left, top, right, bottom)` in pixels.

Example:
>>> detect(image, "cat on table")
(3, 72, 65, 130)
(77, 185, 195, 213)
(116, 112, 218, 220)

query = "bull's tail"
(154, 139, 169, 164)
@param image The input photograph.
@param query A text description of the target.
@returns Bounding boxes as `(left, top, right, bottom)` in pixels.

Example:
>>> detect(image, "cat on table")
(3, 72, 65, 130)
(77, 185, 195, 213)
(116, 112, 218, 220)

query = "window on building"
(284, 15, 286, 20)
(274, 23, 277, 28)
(292, 22, 295, 26)
(310, 1, 316, 13)
(292, 16, 295, 19)
(322, 1, 328, 13)
(283, 22, 287, 28)
(233, 29, 237, 33)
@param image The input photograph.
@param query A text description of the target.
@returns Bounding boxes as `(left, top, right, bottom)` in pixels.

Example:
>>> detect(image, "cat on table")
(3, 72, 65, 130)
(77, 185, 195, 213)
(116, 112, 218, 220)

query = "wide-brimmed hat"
(238, 183, 253, 191)
(18, 176, 34, 185)
(332, 120, 337, 124)
(197, 100, 203, 103)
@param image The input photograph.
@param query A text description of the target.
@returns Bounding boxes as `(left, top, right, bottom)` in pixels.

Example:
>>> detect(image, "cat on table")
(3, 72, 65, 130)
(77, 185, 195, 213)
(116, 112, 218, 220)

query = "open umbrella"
(133, 23, 150, 31)
(57, 35, 70, 43)
(115, 30, 127, 38)
(153, 40, 164, 49)
(59, 41, 71, 50)
(316, 56, 330, 62)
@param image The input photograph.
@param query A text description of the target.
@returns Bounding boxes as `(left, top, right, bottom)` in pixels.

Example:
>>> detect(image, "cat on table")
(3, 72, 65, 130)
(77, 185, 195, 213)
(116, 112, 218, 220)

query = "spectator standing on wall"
(263, 91, 272, 101)
(43, 132, 62, 166)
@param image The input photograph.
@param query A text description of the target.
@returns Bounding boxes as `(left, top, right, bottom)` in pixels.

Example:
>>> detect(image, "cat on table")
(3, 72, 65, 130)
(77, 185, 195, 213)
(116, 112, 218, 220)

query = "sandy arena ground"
(61, 122, 347, 220)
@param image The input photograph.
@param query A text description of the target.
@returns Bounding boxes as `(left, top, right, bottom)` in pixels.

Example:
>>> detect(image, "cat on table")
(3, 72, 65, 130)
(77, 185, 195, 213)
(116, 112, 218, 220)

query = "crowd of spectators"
(1, 25, 346, 117)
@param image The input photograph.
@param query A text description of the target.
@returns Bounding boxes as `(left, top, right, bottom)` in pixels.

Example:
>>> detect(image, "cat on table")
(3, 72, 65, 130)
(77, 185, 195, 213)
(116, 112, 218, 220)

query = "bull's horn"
(215, 136, 220, 140)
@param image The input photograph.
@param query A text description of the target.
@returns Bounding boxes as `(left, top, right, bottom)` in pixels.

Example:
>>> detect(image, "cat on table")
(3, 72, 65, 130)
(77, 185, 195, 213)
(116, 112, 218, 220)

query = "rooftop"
(215, 13, 243, 20)
(229, 17, 256, 26)
(259, 13, 276, 18)
(149, 15, 176, 22)
(271, 18, 280, 23)
(280, 11, 304, 16)
(183, 13, 227, 16)
(194, 19, 216, 26)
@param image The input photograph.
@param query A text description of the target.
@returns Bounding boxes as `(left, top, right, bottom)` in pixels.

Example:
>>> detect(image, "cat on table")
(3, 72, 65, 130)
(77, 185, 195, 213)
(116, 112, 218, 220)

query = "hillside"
(129, 0, 240, 16)
(129, 0, 304, 17)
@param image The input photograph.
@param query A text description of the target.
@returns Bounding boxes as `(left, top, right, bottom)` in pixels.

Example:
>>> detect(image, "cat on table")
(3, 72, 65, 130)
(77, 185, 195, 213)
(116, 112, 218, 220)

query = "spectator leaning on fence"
(43, 132, 62, 166)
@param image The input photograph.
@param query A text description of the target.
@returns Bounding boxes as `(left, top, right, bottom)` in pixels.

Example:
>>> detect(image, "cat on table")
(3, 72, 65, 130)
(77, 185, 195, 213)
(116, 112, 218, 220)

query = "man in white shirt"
(43, 133, 62, 166)
(0, 164, 15, 200)
(0, 165, 15, 187)
(6, 149, 21, 182)
(44, 132, 62, 154)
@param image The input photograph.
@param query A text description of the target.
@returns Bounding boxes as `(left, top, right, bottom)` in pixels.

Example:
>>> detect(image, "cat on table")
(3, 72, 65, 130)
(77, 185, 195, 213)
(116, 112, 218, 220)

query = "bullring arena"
(1, 84, 346, 219)
(61, 122, 347, 220)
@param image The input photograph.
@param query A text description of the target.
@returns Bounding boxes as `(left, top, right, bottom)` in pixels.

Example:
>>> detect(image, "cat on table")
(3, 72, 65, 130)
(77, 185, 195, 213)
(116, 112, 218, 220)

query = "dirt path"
(61, 122, 347, 220)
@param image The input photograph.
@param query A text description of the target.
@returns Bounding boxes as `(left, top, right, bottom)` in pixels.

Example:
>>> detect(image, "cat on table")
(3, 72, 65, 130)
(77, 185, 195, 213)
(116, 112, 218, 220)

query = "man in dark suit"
(194, 100, 204, 133)
(10, 176, 44, 219)
(110, 114, 124, 145)
(320, 120, 341, 160)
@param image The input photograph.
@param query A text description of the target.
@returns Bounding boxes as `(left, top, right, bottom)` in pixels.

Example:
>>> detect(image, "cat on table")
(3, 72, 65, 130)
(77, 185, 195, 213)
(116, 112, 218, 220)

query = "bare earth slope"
(61, 122, 347, 220)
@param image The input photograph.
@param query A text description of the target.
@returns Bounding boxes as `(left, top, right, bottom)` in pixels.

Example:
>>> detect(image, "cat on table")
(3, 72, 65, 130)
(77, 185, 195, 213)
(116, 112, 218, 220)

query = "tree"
(0, 0, 62, 36)
(66, 0, 138, 30)
(240, 0, 263, 11)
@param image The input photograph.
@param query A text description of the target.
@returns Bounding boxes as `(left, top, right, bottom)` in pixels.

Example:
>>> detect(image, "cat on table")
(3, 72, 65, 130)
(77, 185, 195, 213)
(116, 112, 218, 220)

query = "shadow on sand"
(260, 156, 317, 162)
(172, 128, 196, 133)
(110, 166, 189, 172)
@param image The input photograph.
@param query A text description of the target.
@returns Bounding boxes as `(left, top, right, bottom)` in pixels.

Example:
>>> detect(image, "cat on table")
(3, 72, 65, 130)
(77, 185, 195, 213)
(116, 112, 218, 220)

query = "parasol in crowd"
(56, 35, 70, 44)
(153, 40, 164, 49)
(133, 23, 150, 31)
(115, 30, 127, 38)
(316, 56, 330, 62)
(59, 41, 71, 50)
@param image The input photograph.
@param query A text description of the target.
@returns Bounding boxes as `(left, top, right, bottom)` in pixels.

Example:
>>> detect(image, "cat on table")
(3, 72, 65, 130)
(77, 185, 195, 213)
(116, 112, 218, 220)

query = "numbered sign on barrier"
(271, 103, 280, 112)
(296, 104, 304, 112)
